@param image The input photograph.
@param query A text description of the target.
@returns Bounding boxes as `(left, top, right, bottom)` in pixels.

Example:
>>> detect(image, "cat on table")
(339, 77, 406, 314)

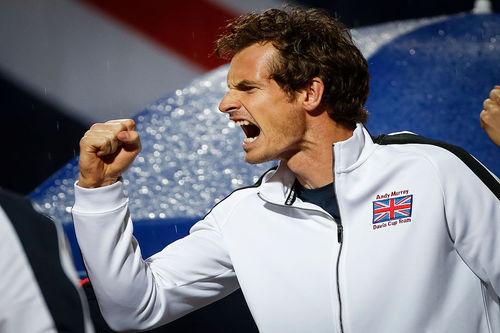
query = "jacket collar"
(257, 124, 375, 206)
(333, 123, 375, 173)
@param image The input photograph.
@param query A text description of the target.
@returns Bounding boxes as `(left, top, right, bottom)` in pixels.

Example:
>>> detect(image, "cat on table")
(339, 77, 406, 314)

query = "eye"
(240, 85, 256, 92)
(244, 87, 257, 94)
(235, 81, 259, 91)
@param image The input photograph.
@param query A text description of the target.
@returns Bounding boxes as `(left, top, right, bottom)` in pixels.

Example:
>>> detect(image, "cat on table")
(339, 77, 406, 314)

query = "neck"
(284, 116, 354, 189)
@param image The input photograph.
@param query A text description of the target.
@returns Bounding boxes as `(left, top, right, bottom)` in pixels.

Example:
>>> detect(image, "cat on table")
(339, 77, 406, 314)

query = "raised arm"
(73, 119, 238, 331)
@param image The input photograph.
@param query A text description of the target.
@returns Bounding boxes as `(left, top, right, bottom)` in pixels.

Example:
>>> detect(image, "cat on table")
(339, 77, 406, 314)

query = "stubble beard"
(244, 152, 274, 165)
(243, 145, 278, 165)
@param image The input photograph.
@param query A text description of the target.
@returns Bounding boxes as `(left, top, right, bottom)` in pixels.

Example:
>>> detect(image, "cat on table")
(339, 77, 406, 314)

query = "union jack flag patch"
(372, 195, 413, 224)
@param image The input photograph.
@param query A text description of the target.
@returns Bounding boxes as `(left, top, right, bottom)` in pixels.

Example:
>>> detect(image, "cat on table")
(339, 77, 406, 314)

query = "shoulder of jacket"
(373, 132, 499, 198)
(204, 166, 278, 221)
(374, 132, 474, 161)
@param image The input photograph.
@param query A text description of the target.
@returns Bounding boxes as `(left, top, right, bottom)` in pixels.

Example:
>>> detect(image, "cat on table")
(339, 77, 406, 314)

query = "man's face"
(219, 43, 306, 164)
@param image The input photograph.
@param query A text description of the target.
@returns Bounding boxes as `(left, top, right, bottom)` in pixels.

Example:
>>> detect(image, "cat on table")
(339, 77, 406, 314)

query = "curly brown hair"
(215, 7, 369, 128)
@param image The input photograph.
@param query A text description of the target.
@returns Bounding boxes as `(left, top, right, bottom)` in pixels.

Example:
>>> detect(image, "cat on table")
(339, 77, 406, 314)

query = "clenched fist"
(480, 86, 500, 147)
(78, 119, 141, 188)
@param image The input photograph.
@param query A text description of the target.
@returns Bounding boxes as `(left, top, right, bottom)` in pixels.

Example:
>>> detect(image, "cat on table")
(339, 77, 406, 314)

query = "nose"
(218, 90, 241, 114)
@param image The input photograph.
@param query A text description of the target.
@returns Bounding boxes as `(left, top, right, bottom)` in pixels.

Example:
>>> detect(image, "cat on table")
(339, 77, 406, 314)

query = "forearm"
(72, 181, 239, 331)
(73, 181, 160, 331)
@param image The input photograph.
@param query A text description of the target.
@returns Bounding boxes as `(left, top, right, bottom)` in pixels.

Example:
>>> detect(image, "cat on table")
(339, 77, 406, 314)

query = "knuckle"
(492, 90, 500, 101)
(483, 98, 492, 108)
(480, 110, 490, 122)
(90, 123, 103, 130)
(107, 118, 134, 130)
(106, 118, 131, 123)
(110, 123, 125, 133)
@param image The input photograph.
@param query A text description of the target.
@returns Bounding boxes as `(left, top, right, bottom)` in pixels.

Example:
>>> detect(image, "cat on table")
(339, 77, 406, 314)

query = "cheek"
(280, 110, 304, 137)
(263, 114, 303, 146)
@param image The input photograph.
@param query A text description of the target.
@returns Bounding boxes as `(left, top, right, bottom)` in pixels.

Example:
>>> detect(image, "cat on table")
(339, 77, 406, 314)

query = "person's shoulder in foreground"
(0, 188, 94, 332)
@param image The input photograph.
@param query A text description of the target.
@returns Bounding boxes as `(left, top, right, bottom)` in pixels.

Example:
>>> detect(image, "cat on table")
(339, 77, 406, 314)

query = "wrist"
(77, 175, 120, 188)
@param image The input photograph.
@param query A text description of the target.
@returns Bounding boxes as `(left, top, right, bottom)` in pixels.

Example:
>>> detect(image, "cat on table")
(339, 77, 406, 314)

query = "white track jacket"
(72, 125, 500, 332)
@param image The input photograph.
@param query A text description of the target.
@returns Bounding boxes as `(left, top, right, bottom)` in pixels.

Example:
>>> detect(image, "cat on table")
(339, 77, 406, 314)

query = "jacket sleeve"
(433, 148, 500, 296)
(72, 181, 238, 332)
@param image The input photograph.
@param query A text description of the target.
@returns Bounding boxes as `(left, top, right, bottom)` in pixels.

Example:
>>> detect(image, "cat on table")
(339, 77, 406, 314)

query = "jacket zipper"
(334, 145, 345, 333)
(258, 181, 346, 333)
(336, 222, 344, 333)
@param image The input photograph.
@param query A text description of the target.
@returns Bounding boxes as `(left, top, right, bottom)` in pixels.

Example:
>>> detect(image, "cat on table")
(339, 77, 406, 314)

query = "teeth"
(235, 120, 250, 126)
(243, 137, 256, 143)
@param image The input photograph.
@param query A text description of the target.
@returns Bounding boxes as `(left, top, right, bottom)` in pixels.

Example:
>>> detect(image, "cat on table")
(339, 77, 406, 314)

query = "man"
(73, 8, 500, 333)
(0, 188, 94, 332)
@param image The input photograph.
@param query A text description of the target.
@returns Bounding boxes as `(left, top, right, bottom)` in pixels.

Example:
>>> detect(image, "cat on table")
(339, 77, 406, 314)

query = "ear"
(301, 77, 324, 112)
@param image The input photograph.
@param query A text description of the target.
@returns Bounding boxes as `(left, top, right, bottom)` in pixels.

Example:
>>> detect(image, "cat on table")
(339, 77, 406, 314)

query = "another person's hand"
(78, 119, 141, 188)
(480, 86, 500, 147)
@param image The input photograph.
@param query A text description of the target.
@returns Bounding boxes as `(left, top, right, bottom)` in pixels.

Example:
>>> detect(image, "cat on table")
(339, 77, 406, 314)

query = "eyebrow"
(231, 80, 261, 91)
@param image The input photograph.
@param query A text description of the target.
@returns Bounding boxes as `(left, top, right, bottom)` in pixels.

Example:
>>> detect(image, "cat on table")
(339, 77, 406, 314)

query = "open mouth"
(235, 120, 261, 143)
